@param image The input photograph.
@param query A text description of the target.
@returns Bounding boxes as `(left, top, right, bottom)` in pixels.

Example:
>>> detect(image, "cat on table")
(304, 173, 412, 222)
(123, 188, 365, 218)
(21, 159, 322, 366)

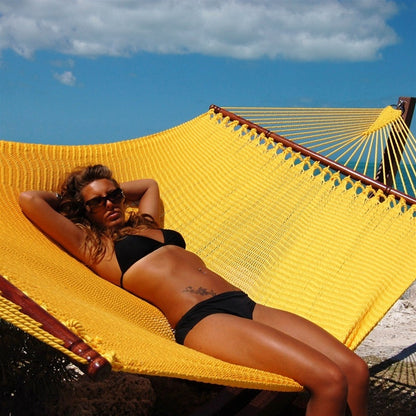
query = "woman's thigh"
(183, 313, 343, 389)
(252, 304, 358, 372)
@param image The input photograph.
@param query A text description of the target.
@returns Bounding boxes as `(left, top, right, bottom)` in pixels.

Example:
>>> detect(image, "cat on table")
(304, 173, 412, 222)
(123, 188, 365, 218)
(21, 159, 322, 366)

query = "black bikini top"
(114, 229, 186, 275)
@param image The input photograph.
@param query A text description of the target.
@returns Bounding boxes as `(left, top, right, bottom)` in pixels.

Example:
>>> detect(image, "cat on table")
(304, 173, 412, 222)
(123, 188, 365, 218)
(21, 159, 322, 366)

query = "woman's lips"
(106, 211, 121, 221)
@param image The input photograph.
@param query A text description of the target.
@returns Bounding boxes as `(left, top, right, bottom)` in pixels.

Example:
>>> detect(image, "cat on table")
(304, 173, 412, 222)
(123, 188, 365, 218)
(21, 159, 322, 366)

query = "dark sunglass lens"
(85, 188, 124, 210)
(86, 196, 105, 209)
(108, 188, 124, 203)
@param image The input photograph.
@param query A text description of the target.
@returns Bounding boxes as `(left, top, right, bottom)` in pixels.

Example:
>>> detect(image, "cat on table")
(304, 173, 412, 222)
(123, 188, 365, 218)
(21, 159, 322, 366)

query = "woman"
(19, 164, 369, 416)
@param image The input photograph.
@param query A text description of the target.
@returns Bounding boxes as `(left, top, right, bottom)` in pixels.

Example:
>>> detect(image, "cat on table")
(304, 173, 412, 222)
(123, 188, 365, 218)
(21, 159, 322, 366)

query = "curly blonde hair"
(58, 164, 157, 264)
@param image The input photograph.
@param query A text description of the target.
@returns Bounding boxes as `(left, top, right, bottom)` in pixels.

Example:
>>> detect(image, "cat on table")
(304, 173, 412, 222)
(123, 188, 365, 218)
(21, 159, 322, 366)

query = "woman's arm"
(19, 191, 87, 261)
(120, 179, 161, 223)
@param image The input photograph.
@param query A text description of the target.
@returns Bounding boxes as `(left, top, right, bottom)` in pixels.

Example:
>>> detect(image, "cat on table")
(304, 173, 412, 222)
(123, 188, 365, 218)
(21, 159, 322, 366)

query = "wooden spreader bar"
(0, 274, 112, 380)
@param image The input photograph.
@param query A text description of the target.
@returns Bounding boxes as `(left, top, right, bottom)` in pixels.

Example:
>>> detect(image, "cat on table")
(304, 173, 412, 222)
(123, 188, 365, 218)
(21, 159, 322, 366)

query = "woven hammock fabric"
(0, 109, 415, 391)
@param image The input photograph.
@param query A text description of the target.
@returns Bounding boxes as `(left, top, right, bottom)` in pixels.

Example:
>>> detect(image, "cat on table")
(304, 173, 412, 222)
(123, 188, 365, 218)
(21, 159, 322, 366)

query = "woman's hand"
(120, 179, 161, 224)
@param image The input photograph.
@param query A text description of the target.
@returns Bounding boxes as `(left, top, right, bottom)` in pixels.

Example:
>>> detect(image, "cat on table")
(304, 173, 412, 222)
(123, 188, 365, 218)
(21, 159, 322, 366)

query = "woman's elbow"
(18, 191, 34, 210)
(18, 191, 47, 215)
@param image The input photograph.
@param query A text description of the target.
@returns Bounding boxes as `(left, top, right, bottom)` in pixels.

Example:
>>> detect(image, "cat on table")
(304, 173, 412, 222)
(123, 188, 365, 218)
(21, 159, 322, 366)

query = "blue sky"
(1, 0, 415, 145)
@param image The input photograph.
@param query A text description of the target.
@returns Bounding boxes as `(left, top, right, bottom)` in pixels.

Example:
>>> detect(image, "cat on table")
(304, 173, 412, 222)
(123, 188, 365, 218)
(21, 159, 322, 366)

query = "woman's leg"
(253, 304, 369, 416)
(184, 313, 349, 416)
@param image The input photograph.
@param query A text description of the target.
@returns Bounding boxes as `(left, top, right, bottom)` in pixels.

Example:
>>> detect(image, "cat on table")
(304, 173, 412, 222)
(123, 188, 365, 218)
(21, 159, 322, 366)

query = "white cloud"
(54, 70, 76, 86)
(0, 0, 399, 61)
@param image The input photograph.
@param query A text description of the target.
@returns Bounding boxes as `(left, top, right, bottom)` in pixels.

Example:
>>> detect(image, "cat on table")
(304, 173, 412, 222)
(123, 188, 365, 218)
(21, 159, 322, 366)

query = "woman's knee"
(346, 354, 370, 388)
(308, 361, 348, 402)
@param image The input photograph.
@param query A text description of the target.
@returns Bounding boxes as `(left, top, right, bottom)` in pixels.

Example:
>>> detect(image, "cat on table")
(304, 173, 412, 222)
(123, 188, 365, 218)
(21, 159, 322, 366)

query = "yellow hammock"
(1, 106, 415, 392)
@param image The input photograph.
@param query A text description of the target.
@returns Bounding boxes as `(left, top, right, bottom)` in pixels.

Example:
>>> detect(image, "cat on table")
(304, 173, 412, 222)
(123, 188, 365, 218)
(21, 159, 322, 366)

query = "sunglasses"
(84, 188, 125, 211)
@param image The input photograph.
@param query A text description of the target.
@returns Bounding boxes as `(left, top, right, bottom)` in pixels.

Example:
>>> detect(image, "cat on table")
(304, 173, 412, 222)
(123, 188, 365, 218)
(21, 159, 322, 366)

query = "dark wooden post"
(0, 275, 112, 380)
(375, 96, 416, 187)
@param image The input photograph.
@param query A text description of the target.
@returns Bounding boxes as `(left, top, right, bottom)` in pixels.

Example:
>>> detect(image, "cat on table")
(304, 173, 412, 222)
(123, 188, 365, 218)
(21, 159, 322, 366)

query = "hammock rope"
(0, 104, 415, 391)
(0, 291, 89, 365)
(226, 100, 416, 198)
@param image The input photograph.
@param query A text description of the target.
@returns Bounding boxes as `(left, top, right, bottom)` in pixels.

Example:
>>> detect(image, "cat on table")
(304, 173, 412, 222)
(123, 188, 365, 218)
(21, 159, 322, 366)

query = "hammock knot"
(356, 182, 368, 194)
(239, 124, 250, 135)
(64, 319, 86, 334)
(255, 131, 276, 149)
(364, 106, 402, 135)
(290, 152, 305, 166)
(208, 109, 224, 125)
(320, 166, 333, 182)
(64, 319, 103, 350)
(228, 120, 240, 130)
(330, 171, 342, 187)
(102, 351, 123, 370)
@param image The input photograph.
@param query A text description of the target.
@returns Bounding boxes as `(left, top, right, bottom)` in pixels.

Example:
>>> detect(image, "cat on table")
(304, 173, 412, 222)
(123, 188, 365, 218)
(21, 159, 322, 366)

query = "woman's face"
(81, 179, 126, 229)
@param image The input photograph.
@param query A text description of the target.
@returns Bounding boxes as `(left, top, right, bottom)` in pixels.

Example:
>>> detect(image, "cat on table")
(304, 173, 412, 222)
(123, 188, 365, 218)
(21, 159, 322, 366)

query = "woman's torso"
(89, 228, 238, 327)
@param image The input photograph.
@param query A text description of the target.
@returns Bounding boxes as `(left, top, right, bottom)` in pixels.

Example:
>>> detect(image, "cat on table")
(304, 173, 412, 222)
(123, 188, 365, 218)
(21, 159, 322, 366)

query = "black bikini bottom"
(174, 291, 256, 345)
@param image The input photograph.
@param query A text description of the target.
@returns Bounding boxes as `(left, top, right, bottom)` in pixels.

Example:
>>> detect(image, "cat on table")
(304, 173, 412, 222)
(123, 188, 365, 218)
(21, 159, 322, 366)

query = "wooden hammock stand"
(1, 96, 415, 414)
